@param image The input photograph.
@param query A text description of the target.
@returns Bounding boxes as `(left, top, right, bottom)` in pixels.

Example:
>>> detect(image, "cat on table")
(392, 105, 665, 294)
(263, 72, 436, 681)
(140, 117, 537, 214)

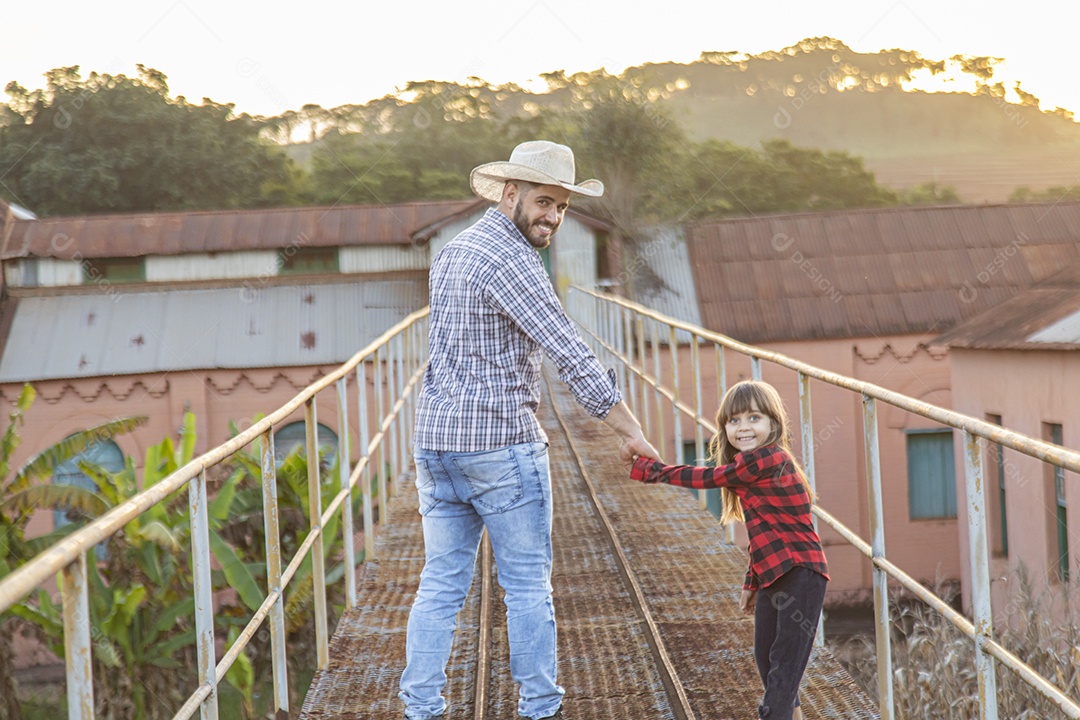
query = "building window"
(1046, 422, 1068, 581)
(274, 421, 338, 468)
(907, 430, 957, 520)
(986, 414, 1008, 557)
(279, 247, 339, 275)
(83, 257, 145, 283)
(53, 439, 125, 531)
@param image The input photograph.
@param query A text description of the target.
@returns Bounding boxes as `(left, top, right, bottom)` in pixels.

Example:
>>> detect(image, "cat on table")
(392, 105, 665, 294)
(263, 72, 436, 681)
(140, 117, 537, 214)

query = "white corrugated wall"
(552, 218, 597, 299)
(4, 258, 84, 287)
(146, 251, 280, 282)
(339, 245, 429, 273)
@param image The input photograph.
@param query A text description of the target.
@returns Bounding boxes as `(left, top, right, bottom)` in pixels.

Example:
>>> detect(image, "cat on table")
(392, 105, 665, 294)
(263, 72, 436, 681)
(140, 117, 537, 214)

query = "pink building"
(933, 265, 1080, 617)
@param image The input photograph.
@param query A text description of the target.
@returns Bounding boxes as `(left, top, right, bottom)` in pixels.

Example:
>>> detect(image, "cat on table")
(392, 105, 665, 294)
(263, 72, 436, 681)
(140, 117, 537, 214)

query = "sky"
(3, 0, 1076, 120)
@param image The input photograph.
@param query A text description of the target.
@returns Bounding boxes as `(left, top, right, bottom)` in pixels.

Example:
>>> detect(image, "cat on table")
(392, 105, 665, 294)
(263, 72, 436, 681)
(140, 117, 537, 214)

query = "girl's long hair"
(707, 380, 814, 524)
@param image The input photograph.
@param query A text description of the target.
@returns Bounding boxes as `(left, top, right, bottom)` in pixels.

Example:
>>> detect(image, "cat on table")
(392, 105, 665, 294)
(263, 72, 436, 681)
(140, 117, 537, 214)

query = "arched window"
(273, 422, 338, 468)
(52, 439, 124, 530)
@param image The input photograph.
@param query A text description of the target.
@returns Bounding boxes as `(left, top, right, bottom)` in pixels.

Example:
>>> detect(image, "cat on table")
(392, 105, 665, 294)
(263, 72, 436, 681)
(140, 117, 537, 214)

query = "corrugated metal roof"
(0, 276, 427, 382)
(687, 201, 1080, 343)
(626, 227, 702, 343)
(1, 200, 478, 261)
(931, 264, 1080, 350)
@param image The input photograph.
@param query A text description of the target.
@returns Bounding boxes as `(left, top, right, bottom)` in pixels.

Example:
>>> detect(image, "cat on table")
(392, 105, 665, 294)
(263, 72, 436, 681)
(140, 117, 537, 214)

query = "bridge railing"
(568, 286, 1080, 720)
(0, 309, 430, 720)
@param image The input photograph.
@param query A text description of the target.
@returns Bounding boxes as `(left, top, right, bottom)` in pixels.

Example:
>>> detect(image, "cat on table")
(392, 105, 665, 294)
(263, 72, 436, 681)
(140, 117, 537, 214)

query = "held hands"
(739, 589, 757, 615)
(620, 434, 661, 468)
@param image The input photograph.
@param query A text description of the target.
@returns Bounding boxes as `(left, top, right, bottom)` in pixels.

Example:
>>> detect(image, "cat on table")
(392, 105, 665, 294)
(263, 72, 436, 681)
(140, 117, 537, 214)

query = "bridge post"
(260, 430, 290, 714)
(623, 306, 636, 419)
(387, 337, 400, 499)
(337, 377, 356, 609)
(798, 372, 825, 648)
(964, 430, 999, 719)
(60, 552, 94, 720)
(636, 316, 649, 440)
(863, 395, 894, 719)
(306, 399, 330, 670)
(715, 344, 734, 543)
(691, 335, 707, 511)
(374, 347, 388, 524)
(669, 325, 682, 465)
(357, 362, 376, 561)
(260, 431, 291, 712)
(651, 320, 665, 455)
(190, 469, 219, 720)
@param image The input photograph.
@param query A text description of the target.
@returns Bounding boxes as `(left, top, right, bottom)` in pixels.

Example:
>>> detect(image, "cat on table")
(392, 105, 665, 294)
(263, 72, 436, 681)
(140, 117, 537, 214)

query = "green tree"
(1009, 184, 1080, 203)
(0, 385, 146, 720)
(0, 66, 299, 215)
(897, 181, 962, 206)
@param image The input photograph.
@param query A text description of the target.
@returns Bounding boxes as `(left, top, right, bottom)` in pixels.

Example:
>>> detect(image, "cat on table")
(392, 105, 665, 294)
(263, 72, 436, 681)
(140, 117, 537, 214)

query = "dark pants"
(753, 566, 828, 719)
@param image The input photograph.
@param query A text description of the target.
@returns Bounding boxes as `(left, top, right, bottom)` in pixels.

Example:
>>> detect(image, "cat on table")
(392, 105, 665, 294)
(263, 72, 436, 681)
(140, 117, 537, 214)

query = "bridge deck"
(300, 375, 878, 719)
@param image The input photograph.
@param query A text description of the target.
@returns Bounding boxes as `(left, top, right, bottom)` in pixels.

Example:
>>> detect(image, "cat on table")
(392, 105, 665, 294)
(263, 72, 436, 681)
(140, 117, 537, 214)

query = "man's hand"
(602, 402, 662, 467)
(619, 435, 661, 467)
(739, 589, 757, 615)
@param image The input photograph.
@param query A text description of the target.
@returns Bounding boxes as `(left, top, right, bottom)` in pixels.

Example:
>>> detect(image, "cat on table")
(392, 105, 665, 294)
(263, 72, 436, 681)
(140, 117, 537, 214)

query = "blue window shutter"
(907, 431, 957, 519)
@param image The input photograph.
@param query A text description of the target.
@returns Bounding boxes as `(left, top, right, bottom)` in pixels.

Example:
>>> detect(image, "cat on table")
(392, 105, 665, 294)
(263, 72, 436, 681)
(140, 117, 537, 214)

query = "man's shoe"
(538, 709, 563, 720)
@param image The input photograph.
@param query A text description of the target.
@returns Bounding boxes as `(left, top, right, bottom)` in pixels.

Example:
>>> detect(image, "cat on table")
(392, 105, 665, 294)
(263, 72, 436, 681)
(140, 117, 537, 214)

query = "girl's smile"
(725, 404, 775, 452)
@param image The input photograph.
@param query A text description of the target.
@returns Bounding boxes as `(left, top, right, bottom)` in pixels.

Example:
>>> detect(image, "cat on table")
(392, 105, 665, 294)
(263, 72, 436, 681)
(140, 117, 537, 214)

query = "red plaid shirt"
(631, 446, 828, 591)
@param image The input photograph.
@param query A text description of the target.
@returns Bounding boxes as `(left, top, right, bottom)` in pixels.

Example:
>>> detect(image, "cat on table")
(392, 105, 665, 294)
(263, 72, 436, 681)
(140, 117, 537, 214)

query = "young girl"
(630, 380, 828, 720)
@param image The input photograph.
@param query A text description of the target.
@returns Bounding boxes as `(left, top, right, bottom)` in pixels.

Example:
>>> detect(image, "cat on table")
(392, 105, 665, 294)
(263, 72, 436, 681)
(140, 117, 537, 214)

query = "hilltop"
(285, 38, 1080, 203)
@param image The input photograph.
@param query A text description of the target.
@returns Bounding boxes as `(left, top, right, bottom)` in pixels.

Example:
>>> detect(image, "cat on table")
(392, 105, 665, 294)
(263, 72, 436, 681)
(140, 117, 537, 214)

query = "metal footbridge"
(3, 291, 1080, 719)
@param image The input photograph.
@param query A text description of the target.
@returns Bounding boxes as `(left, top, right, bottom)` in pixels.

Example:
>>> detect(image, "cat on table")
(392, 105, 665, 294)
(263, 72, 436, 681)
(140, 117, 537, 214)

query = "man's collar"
(484, 207, 531, 249)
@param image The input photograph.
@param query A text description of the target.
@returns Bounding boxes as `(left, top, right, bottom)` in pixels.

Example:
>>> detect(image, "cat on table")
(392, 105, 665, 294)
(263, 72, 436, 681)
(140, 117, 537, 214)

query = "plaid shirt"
(631, 446, 828, 591)
(415, 208, 621, 452)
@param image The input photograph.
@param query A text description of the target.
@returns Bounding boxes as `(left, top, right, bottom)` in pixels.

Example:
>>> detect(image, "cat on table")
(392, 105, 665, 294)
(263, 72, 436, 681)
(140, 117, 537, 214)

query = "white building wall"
(340, 246, 429, 273)
(552, 218, 597, 299)
(427, 211, 486, 262)
(146, 251, 280, 282)
(4, 258, 84, 287)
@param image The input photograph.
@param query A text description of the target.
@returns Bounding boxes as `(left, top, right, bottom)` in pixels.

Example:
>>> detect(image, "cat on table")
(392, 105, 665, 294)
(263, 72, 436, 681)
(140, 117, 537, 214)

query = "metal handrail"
(568, 286, 1080, 720)
(0, 308, 430, 720)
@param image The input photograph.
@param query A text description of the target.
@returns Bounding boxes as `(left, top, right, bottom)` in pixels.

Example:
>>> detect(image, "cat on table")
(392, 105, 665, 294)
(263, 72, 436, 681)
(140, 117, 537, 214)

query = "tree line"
(1, 61, 968, 240)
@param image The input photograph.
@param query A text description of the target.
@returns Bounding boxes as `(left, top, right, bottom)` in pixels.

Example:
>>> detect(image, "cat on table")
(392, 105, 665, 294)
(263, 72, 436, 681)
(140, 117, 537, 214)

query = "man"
(400, 140, 659, 720)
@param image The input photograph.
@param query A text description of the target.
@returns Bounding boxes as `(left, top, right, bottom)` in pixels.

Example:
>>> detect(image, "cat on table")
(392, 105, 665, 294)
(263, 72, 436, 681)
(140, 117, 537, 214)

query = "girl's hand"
(739, 589, 757, 615)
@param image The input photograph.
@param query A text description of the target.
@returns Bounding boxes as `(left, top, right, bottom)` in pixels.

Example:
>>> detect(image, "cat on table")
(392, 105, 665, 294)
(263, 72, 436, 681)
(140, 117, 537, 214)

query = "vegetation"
(1008, 185, 1080, 203)
(0, 385, 147, 720)
(10, 40, 1052, 228)
(0, 66, 294, 215)
(844, 570, 1080, 719)
(1, 401, 372, 719)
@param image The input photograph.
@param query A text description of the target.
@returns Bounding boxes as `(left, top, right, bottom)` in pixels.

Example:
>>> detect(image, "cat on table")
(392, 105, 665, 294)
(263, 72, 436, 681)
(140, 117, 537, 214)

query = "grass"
(839, 567, 1080, 719)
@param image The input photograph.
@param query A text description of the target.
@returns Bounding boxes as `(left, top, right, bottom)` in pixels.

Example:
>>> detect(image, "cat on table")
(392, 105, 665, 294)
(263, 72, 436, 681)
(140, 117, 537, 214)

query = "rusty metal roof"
(1, 200, 478, 261)
(686, 201, 1080, 343)
(931, 264, 1080, 350)
(0, 275, 426, 382)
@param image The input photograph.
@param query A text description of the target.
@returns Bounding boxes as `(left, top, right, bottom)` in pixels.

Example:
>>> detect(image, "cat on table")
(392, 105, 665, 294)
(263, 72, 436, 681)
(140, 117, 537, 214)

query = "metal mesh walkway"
(300, 374, 878, 719)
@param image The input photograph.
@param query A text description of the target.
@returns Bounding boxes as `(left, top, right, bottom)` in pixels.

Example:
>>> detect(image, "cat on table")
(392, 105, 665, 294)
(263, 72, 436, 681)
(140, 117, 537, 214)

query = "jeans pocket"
(451, 447, 524, 514)
(414, 458, 440, 515)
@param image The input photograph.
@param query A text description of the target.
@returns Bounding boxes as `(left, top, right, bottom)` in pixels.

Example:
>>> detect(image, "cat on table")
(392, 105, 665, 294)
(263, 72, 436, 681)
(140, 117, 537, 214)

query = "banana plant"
(10, 412, 263, 719)
(1, 384, 147, 720)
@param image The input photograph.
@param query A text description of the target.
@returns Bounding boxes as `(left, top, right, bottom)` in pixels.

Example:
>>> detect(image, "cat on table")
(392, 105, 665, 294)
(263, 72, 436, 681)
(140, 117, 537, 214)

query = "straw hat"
(470, 140, 604, 202)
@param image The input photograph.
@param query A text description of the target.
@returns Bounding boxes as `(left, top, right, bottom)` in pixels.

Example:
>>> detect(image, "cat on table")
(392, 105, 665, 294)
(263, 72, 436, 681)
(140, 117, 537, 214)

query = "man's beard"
(513, 201, 554, 249)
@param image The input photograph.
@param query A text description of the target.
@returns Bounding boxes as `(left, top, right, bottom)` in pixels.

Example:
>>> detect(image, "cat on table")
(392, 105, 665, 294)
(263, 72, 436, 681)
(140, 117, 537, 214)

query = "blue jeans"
(400, 442, 564, 720)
